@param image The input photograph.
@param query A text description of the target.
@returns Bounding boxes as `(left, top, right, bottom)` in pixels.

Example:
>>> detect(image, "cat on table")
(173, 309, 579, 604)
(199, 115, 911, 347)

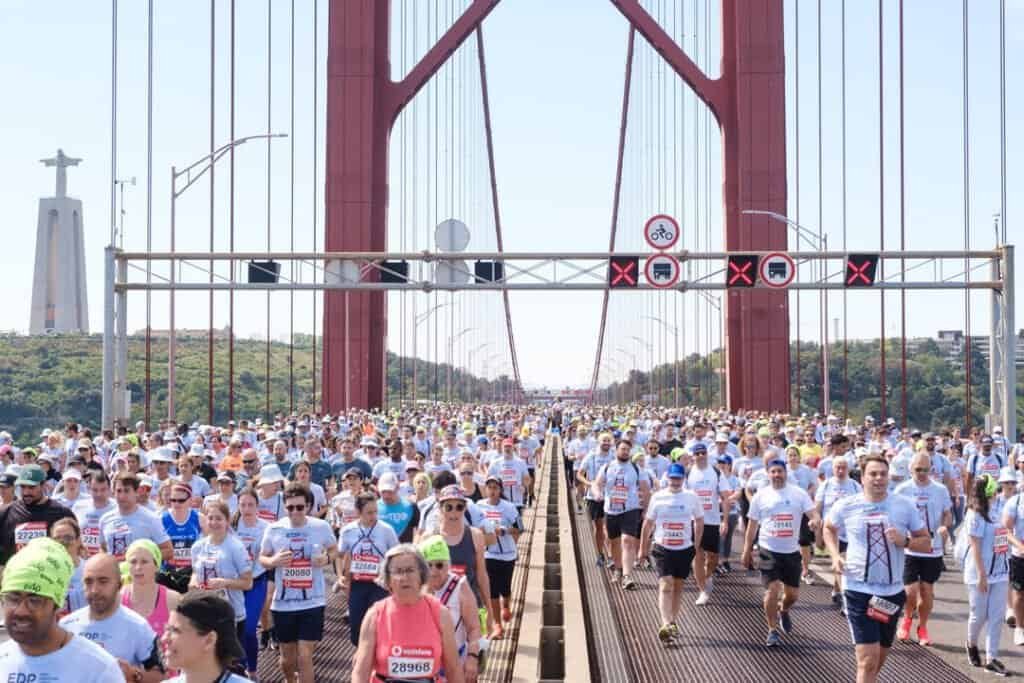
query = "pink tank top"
(373, 595, 444, 681)
(122, 584, 170, 639)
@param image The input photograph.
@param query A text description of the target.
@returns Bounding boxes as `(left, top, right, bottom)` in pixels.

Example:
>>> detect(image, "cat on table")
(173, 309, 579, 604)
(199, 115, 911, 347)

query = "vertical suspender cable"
(477, 27, 522, 396)
(399, 0, 406, 406)
(289, 0, 296, 415)
(818, 0, 827, 415)
(588, 28, 635, 398)
(878, 0, 887, 422)
(1000, 0, 1007, 245)
(311, 0, 318, 413)
(144, 0, 154, 426)
(229, 0, 236, 421)
(898, 0, 908, 428)
(795, 0, 802, 414)
(266, 0, 272, 418)
(841, 0, 848, 420)
(962, 0, 971, 427)
(208, 0, 216, 425)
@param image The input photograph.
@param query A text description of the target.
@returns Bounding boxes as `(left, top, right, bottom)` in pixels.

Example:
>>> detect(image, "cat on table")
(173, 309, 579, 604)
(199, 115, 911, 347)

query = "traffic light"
(845, 254, 880, 287)
(608, 256, 639, 288)
(726, 254, 758, 288)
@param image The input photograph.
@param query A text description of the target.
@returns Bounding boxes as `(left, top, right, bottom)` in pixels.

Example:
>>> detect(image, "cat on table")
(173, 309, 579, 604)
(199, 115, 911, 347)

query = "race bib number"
(258, 508, 278, 522)
(172, 544, 193, 568)
(867, 595, 900, 624)
(696, 488, 713, 512)
(769, 513, 794, 538)
(661, 521, 688, 547)
(81, 526, 101, 555)
(451, 563, 467, 578)
(14, 521, 47, 550)
(282, 558, 314, 590)
(609, 485, 627, 513)
(387, 645, 435, 678)
(995, 527, 1010, 555)
(350, 553, 381, 581)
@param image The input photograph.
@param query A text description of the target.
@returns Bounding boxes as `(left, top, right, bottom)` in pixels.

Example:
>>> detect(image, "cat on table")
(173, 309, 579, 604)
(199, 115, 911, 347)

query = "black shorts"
(799, 514, 815, 547)
(902, 555, 944, 585)
(699, 523, 720, 554)
(528, 467, 536, 479)
(839, 540, 848, 554)
(486, 558, 516, 598)
(606, 509, 642, 540)
(587, 499, 606, 521)
(1011, 556, 1024, 592)
(844, 589, 906, 648)
(272, 606, 326, 643)
(652, 545, 696, 580)
(758, 549, 802, 589)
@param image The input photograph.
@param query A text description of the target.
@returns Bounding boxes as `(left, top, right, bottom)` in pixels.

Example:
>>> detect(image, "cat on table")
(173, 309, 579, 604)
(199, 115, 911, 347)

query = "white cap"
(61, 468, 82, 481)
(998, 467, 1017, 484)
(257, 464, 285, 485)
(715, 432, 730, 443)
(189, 444, 205, 456)
(994, 426, 1004, 434)
(377, 472, 399, 492)
(150, 447, 176, 463)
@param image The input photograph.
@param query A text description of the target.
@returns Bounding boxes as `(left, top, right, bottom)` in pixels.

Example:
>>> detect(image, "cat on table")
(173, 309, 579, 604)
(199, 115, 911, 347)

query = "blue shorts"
(844, 589, 906, 648)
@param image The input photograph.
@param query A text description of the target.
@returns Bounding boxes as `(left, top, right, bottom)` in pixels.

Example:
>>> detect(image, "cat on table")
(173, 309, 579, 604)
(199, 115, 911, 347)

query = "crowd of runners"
(564, 409, 1024, 682)
(0, 405, 1021, 682)
(0, 409, 545, 681)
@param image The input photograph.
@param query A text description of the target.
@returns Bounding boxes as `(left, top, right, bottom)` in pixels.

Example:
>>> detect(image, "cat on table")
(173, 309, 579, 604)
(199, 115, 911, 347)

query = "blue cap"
(717, 455, 733, 465)
(612, 430, 622, 439)
(667, 463, 686, 479)
(692, 443, 707, 454)
(767, 458, 787, 469)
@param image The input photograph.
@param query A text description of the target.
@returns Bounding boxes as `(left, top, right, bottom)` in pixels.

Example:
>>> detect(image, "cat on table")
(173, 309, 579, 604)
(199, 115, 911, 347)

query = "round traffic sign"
(435, 218, 471, 252)
(758, 252, 796, 288)
(643, 214, 680, 250)
(644, 253, 680, 289)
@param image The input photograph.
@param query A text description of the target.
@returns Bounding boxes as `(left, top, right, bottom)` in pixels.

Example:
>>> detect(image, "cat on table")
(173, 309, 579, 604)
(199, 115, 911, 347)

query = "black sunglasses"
(285, 504, 307, 512)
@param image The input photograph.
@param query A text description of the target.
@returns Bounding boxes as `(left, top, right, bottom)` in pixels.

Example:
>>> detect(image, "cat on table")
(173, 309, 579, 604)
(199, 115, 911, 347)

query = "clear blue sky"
(0, 0, 1020, 391)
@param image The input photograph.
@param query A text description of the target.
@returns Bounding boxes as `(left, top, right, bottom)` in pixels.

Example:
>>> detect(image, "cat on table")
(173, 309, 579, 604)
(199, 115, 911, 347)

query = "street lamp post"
(411, 302, 451, 404)
(741, 209, 830, 415)
(629, 335, 655, 402)
(466, 342, 492, 402)
(447, 327, 475, 401)
(644, 316, 679, 407)
(167, 133, 287, 422)
(616, 347, 638, 403)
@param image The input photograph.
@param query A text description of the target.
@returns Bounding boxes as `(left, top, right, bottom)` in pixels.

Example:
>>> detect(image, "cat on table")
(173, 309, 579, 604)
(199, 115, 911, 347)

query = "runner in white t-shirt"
(742, 458, 818, 648)
(685, 443, 732, 606)
(639, 463, 703, 643)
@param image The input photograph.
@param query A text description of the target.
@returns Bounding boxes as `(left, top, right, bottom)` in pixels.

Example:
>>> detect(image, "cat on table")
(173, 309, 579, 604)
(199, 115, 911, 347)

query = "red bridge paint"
(325, 1, 789, 412)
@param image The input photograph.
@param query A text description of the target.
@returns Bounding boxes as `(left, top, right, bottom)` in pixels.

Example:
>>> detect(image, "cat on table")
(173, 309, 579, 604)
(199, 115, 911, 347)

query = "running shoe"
(722, 561, 733, 573)
(765, 629, 781, 648)
(668, 623, 679, 637)
(1007, 608, 1017, 629)
(966, 643, 982, 668)
(917, 625, 932, 647)
(260, 630, 270, 651)
(622, 575, 637, 590)
(694, 591, 709, 606)
(801, 571, 814, 585)
(606, 558, 616, 569)
(896, 616, 913, 642)
(595, 554, 605, 569)
(986, 659, 1009, 677)
(1014, 627, 1024, 646)
(658, 624, 673, 643)
(830, 591, 842, 606)
(779, 611, 793, 635)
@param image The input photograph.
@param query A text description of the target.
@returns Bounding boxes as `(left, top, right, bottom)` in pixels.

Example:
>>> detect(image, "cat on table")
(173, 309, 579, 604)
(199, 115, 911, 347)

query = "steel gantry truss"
(103, 246, 1015, 435)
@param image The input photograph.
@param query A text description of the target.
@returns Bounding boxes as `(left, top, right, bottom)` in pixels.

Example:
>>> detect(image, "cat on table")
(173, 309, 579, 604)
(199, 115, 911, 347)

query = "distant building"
(29, 150, 88, 334)
(917, 329, 1024, 367)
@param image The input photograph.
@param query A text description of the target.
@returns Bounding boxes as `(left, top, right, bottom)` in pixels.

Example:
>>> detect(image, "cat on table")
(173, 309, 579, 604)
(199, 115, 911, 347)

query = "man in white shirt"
(742, 459, 819, 648)
(60, 553, 164, 682)
(639, 463, 703, 642)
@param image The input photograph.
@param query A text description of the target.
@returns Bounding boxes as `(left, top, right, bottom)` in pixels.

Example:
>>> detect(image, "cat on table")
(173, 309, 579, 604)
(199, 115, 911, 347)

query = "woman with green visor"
(420, 534, 482, 681)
